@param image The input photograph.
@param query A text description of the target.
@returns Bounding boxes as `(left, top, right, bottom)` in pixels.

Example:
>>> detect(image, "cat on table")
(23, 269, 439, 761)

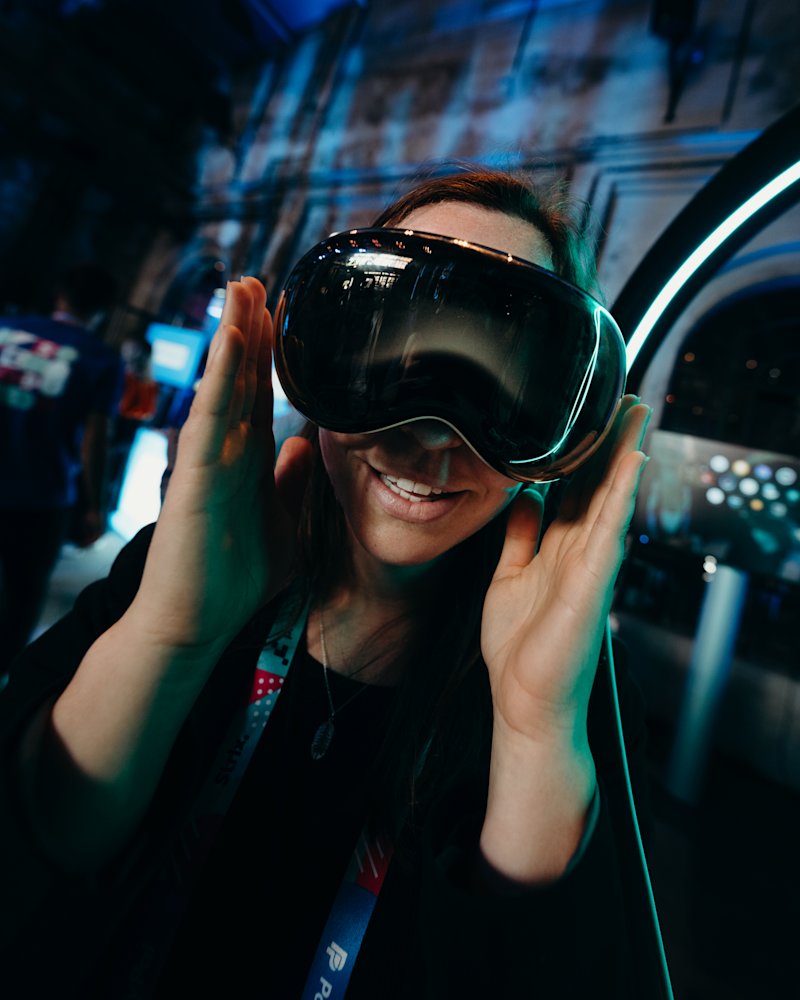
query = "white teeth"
(380, 473, 446, 501)
(394, 477, 438, 496)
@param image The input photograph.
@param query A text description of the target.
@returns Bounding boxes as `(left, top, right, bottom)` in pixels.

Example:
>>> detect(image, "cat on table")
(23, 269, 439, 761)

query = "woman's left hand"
(477, 395, 650, 883)
(481, 395, 650, 744)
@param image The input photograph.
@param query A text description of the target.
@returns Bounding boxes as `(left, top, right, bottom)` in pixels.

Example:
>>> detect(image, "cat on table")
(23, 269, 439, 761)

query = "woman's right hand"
(128, 277, 312, 653)
(17, 280, 310, 869)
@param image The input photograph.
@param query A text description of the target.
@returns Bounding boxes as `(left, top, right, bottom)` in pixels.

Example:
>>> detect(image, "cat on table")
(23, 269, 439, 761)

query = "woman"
(0, 169, 659, 998)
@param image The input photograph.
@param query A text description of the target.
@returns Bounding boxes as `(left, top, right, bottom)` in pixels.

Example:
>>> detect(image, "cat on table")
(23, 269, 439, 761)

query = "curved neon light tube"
(625, 160, 800, 372)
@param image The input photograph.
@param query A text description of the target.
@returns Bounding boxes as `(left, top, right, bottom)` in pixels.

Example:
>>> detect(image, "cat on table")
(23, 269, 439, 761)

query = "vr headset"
(273, 227, 626, 483)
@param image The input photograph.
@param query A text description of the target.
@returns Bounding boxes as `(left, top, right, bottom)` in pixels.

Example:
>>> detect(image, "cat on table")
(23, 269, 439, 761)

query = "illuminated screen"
(632, 429, 800, 583)
(146, 323, 209, 389)
(109, 427, 169, 542)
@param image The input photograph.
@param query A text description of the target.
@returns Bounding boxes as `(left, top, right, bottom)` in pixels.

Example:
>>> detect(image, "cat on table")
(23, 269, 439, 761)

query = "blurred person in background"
(0, 262, 124, 680)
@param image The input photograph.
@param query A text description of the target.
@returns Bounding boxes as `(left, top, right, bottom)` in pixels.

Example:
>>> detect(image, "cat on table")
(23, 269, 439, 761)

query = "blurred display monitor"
(145, 323, 209, 389)
(632, 429, 800, 583)
(109, 427, 168, 542)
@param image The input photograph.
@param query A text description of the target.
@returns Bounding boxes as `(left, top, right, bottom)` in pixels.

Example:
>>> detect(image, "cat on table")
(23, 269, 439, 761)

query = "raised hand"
(129, 277, 312, 653)
(477, 396, 650, 882)
(22, 282, 313, 866)
(481, 395, 651, 743)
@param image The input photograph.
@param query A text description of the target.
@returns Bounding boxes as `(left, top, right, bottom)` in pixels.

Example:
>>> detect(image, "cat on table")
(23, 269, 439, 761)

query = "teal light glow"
(625, 160, 800, 372)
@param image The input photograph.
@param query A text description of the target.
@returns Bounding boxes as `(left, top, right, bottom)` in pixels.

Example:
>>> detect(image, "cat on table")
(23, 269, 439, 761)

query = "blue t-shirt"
(0, 315, 124, 509)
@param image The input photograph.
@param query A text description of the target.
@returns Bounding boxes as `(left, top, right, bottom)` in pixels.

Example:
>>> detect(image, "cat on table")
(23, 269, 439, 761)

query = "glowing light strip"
(625, 160, 800, 372)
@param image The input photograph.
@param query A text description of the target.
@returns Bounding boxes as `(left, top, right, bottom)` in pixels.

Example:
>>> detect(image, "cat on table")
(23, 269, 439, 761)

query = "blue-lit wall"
(128, 0, 799, 318)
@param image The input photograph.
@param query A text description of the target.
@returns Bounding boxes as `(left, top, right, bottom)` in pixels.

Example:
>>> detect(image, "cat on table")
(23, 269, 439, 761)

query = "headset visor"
(273, 228, 626, 482)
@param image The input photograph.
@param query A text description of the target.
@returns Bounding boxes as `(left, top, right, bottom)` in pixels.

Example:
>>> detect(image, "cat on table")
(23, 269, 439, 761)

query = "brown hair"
(288, 166, 594, 842)
(372, 162, 597, 292)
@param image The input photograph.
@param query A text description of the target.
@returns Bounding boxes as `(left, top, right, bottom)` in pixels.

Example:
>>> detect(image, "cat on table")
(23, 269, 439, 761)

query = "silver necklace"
(310, 613, 370, 760)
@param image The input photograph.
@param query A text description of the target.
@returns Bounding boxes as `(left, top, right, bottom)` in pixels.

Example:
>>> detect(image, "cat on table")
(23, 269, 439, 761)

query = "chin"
(353, 521, 460, 568)
(368, 536, 452, 568)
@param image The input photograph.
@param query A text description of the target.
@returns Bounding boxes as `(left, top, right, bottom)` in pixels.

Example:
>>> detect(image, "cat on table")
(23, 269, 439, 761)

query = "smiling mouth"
(378, 472, 457, 503)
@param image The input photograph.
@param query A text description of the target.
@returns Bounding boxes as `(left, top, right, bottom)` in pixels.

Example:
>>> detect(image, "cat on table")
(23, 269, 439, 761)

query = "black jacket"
(0, 524, 667, 999)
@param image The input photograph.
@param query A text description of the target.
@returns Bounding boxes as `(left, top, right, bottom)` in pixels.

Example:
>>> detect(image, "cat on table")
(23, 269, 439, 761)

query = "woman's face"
(318, 201, 555, 568)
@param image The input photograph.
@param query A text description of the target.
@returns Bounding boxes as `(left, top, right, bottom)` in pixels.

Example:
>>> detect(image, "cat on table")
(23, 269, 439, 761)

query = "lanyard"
(302, 826, 393, 1000)
(110, 593, 393, 998)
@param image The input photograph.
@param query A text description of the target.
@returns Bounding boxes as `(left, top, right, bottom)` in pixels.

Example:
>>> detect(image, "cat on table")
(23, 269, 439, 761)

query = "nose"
(401, 419, 463, 451)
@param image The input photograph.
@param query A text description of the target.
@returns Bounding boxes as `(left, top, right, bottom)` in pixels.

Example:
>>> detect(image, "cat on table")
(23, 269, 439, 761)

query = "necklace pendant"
(311, 718, 335, 760)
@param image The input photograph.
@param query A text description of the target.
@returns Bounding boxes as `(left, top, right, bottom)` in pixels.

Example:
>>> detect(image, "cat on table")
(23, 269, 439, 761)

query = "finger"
(605, 397, 651, 467)
(588, 401, 650, 500)
(185, 324, 246, 463)
(225, 281, 258, 428)
(560, 398, 649, 522)
(554, 396, 629, 522)
(493, 487, 545, 580)
(252, 306, 275, 430)
(207, 280, 246, 366)
(583, 449, 649, 582)
(240, 276, 267, 421)
(587, 402, 651, 521)
(274, 435, 313, 521)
